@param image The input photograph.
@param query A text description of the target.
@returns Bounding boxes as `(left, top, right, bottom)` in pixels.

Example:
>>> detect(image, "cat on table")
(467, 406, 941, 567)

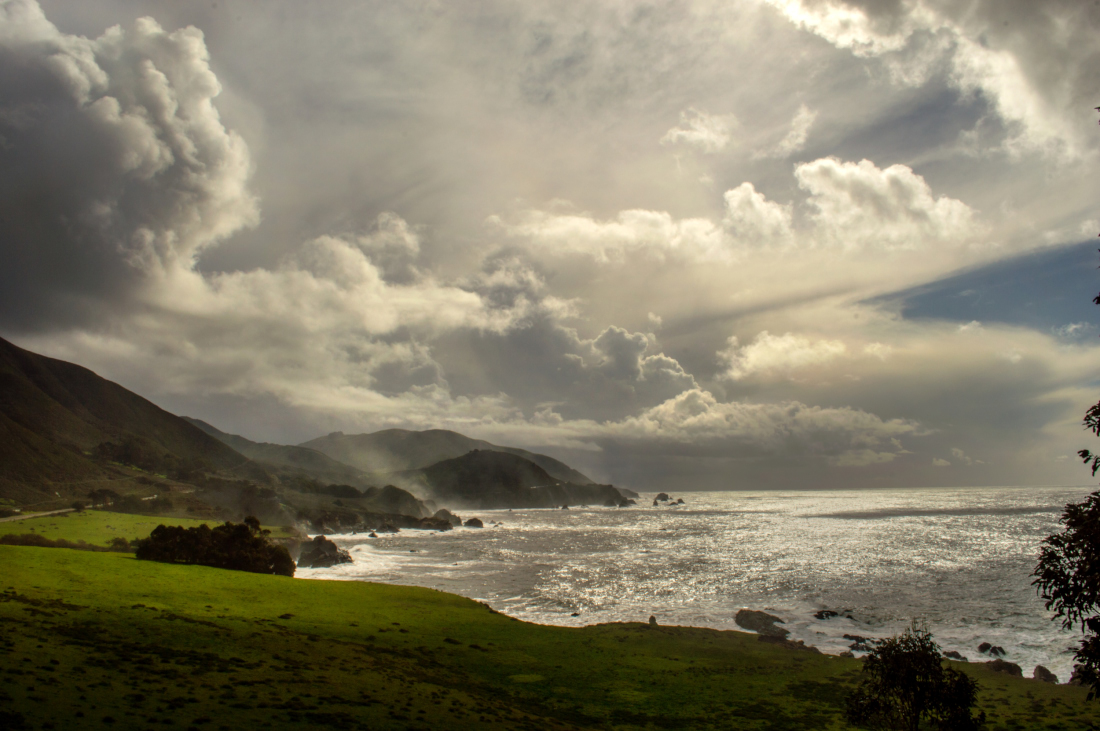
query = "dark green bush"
(134, 517, 295, 577)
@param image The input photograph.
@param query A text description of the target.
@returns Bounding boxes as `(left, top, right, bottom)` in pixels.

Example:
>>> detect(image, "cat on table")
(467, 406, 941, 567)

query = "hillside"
(0, 337, 254, 506)
(184, 417, 372, 487)
(301, 427, 594, 485)
(413, 449, 632, 509)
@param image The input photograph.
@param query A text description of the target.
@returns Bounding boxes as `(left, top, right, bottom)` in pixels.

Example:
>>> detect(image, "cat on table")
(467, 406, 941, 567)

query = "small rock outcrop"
(977, 642, 1006, 657)
(297, 535, 352, 569)
(655, 493, 670, 502)
(986, 659, 1023, 677)
(649, 615, 658, 627)
(758, 635, 821, 653)
(735, 609, 789, 638)
(814, 610, 839, 620)
(464, 517, 484, 528)
(1033, 665, 1058, 684)
(944, 650, 968, 662)
(433, 509, 462, 527)
(844, 634, 877, 652)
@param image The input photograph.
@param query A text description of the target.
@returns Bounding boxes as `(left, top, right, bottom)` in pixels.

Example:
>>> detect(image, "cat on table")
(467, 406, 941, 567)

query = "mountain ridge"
(301, 427, 595, 485)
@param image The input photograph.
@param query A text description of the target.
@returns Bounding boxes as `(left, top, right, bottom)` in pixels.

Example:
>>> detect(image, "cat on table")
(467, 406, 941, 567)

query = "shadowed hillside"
(412, 450, 633, 509)
(0, 337, 254, 505)
(301, 428, 595, 485)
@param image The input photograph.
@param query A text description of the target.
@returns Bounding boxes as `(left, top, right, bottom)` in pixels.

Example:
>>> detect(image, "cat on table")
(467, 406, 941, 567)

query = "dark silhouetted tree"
(134, 517, 295, 577)
(845, 624, 985, 731)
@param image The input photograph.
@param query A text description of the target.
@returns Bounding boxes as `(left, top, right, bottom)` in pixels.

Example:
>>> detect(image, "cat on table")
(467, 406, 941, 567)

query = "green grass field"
(0, 509, 298, 547)
(1, 517, 1099, 729)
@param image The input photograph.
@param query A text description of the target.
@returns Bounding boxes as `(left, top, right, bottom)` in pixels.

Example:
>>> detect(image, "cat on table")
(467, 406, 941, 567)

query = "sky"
(1, 0, 1099, 491)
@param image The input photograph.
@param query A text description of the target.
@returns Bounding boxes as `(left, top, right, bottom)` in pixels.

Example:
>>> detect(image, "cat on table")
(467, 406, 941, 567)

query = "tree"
(1033, 477, 1100, 697)
(845, 624, 985, 731)
(1031, 221, 1100, 697)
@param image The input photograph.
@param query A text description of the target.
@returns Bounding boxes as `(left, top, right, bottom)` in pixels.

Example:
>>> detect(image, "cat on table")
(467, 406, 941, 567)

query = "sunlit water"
(297, 485, 1095, 681)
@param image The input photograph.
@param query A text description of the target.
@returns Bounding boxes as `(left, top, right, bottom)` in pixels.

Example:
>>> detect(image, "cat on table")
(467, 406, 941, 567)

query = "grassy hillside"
(2, 546, 1096, 730)
(0, 509, 299, 547)
(302, 428, 594, 485)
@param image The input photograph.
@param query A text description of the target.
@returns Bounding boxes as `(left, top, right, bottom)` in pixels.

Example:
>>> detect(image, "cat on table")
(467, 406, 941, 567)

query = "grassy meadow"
(1, 515, 1098, 730)
(0, 509, 299, 547)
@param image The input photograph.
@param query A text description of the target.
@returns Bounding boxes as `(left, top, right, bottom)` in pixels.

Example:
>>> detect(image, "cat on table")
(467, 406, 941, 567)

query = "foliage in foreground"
(134, 516, 295, 576)
(1034, 233, 1100, 700)
(1034, 490, 1100, 697)
(846, 625, 985, 731)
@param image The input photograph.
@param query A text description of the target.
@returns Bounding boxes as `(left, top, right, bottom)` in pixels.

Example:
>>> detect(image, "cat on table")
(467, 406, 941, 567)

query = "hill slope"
(184, 417, 372, 487)
(301, 427, 594, 484)
(0, 337, 253, 505)
(412, 449, 631, 509)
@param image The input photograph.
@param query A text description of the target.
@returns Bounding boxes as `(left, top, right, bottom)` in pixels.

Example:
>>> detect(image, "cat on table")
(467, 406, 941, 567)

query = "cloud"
(661, 107, 736, 153)
(719, 331, 848, 380)
(487, 208, 727, 262)
(495, 155, 982, 265)
(932, 457, 951, 467)
(756, 103, 818, 158)
(794, 157, 984, 250)
(722, 183, 794, 246)
(763, 0, 1100, 156)
(0, 0, 258, 326)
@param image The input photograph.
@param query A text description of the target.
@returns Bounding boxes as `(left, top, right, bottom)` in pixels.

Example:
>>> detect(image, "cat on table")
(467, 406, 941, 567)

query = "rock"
(570, 612, 580, 617)
(414, 517, 453, 531)
(944, 650, 968, 661)
(432, 509, 463, 527)
(989, 645, 1006, 657)
(561, 505, 569, 510)
(814, 610, 839, 620)
(368, 531, 377, 538)
(977, 642, 991, 654)
(652, 499, 659, 507)
(297, 535, 353, 569)
(464, 517, 484, 528)
(675, 498, 684, 505)
(655, 493, 670, 502)
(839, 651, 855, 658)
(649, 615, 658, 627)
(1033, 665, 1058, 684)
(844, 634, 877, 652)
(986, 659, 1023, 677)
(735, 609, 789, 638)
(758, 635, 821, 653)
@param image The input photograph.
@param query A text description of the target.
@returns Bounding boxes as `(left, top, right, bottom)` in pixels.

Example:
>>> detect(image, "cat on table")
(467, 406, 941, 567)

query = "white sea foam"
(299, 485, 1093, 681)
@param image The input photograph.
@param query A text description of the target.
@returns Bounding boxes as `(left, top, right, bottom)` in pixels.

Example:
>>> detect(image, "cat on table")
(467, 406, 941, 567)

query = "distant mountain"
(410, 450, 632, 510)
(300, 428, 594, 485)
(0, 337, 253, 504)
(183, 417, 372, 488)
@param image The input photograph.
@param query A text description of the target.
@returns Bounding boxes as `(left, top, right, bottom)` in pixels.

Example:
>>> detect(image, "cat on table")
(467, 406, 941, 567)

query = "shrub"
(134, 517, 295, 577)
(845, 624, 985, 731)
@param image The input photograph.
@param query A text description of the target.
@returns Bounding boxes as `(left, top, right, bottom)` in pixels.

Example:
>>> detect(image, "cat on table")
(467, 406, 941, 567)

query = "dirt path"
(0, 508, 75, 523)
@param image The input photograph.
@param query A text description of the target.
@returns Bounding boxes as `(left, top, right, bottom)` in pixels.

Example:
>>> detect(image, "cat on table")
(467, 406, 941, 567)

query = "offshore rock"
(433, 509, 462, 527)
(464, 517, 484, 528)
(655, 493, 670, 502)
(735, 609, 789, 638)
(1033, 665, 1058, 684)
(944, 650, 968, 662)
(297, 535, 352, 569)
(986, 659, 1023, 677)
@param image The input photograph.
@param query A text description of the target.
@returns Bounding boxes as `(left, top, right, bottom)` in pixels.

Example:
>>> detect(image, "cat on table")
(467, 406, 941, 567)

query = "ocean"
(296, 485, 1095, 682)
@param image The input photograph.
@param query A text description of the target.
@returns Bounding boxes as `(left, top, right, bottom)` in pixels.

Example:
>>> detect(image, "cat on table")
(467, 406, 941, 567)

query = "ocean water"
(297, 485, 1096, 681)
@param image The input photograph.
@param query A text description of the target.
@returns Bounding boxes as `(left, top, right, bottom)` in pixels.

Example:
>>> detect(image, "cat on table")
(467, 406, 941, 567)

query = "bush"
(845, 624, 985, 730)
(134, 517, 295, 577)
